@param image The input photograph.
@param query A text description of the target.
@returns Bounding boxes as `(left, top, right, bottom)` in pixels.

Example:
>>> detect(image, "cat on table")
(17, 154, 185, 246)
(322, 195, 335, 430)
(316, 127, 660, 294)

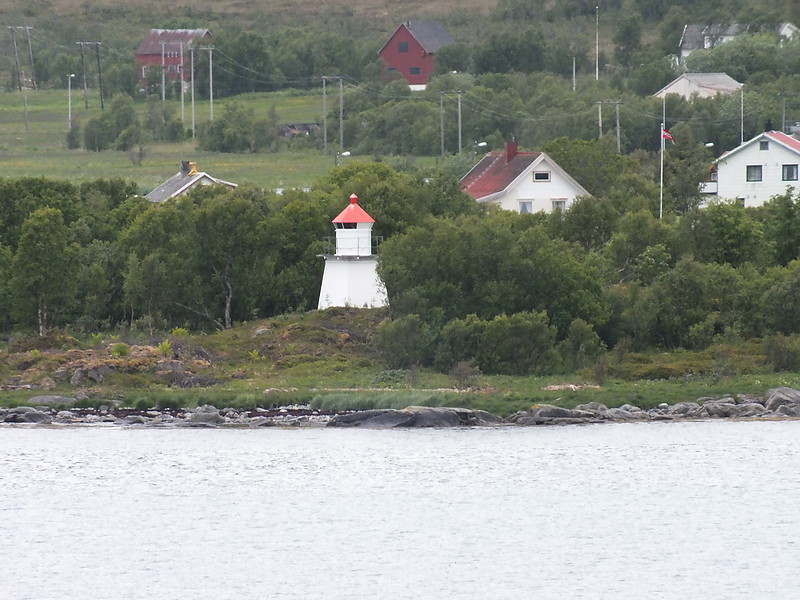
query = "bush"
(110, 342, 130, 358)
(764, 333, 800, 372)
(373, 315, 435, 368)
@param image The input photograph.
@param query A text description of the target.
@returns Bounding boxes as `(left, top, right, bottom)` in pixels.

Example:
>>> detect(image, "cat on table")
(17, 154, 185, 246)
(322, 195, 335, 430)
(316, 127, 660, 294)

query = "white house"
(701, 130, 800, 207)
(317, 194, 388, 310)
(460, 142, 590, 214)
(145, 161, 237, 203)
(653, 73, 742, 100)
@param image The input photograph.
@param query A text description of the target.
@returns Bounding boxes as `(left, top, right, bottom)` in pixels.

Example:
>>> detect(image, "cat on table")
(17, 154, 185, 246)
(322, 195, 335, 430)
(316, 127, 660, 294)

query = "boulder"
(3, 407, 52, 424)
(764, 388, 800, 412)
(701, 400, 738, 418)
(87, 365, 113, 383)
(328, 409, 416, 428)
(28, 395, 77, 407)
(188, 404, 224, 425)
(667, 402, 701, 416)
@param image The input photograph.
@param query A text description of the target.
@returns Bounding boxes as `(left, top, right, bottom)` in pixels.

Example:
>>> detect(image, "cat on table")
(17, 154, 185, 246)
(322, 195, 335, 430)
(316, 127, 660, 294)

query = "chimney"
(765, 118, 774, 132)
(181, 160, 190, 174)
(505, 140, 518, 162)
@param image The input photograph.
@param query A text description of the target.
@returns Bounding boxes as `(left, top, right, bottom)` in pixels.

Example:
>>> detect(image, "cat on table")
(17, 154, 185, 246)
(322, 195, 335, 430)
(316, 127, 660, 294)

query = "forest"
(3, 0, 800, 379)
(3, 160, 800, 377)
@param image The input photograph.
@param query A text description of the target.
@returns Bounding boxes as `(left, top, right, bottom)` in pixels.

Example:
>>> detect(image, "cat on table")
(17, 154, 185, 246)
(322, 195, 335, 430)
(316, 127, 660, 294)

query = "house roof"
(716, 130, 800, 164)
(679, 23, 741, 53)
(145, 162, 236, 203)
(653, 72, 742, 97)
(136, 29, 211, 56)
(379, 21, 454, 54)
(460, 149, 589, 202)
(332, 194, 374, 224)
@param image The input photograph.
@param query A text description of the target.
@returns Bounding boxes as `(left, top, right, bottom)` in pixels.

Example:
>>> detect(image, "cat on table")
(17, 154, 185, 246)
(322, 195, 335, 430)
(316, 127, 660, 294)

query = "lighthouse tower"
(318, 194, 388, 309)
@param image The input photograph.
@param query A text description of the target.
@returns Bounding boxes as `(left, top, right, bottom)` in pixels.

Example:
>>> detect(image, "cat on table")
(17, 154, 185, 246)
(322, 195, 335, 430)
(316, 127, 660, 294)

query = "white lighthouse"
(318, 194, 388, 309)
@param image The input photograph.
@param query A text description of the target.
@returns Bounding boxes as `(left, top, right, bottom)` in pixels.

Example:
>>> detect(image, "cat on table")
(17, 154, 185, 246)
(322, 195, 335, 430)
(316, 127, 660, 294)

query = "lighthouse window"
(335, 222, 357, 229)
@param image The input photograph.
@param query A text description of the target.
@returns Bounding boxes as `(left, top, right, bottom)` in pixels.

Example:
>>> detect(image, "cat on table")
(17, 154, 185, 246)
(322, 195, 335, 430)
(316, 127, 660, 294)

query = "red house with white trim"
(135, 29, 211, 86)
(378, 21, 454, 89)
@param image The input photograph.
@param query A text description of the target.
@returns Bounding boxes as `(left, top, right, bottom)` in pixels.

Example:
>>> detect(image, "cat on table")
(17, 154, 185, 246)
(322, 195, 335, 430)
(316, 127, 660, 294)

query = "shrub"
(373, 315, 435, 368)
(448, 361, 481, 390)
(110, 343, 130, 358)
(764, 333, 800, 372)
(157, 339, 172, 357)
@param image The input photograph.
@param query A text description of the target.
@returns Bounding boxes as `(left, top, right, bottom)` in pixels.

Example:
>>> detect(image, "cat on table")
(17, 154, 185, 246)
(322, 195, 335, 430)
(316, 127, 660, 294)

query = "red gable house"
(461, 142, 590, 214)
(135, 29, 211, 85)
(378, 21, 454, 89)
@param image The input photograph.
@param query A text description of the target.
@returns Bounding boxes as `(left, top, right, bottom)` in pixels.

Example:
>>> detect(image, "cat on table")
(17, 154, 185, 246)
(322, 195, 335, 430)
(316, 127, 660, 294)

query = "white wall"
(318, 257, 388, 309)
(492, 156, 583, 214)
(717, 141, 800, 207)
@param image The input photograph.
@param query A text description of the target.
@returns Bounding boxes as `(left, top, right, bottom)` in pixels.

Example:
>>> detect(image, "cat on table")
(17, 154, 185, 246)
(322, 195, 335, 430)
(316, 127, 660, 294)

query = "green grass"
(0, 88, 365, 191)
(2, 306, 800, 416)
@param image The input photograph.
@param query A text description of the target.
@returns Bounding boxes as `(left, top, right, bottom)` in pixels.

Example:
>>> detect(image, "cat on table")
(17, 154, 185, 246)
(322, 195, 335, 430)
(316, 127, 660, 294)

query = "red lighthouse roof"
(332, 194, 375, 224)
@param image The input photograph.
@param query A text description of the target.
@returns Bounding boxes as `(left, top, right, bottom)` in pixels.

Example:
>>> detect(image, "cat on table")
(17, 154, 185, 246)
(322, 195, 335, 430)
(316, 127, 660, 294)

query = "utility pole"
(614, 101, 622, 153)
(190, 45, 195, 138)
(439, 92, 445, 157)
(322, 76, 328, 154)
(338, 76, 344, 151)
(594, 101, 603, 138)
(180, 42, 185, 122)
(93, 42, 104, 110)
(457, 91, 462, 154)
(595, 5, 600, 81)
(24, 26, 36, 90)
(9, 27, 22, 91)
(198, 46, 214, 120)
(77, 41, 89, 109)
(160, 42, 166, 103)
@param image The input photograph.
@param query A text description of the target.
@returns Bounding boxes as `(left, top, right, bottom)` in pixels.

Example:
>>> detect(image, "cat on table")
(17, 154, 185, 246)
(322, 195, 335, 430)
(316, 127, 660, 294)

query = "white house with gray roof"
(653, 73, 742, 100)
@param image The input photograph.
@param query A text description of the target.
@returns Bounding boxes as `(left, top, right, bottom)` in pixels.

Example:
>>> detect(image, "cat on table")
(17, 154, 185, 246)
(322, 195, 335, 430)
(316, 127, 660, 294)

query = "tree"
(11, 208, 77, 336)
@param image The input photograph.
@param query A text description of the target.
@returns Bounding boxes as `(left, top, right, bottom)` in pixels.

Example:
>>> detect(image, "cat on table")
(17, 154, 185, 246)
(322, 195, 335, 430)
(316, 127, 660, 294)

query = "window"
(783, 164, 798, 181)
(746, 165, 762, 182)
(533, 171, 550, 182)
(552, 199, 566, 212)
(760, 141, 769, 150)
(398, 41, 408, 53)
(736, 198, 745, 207)
(409, 67, 420, 75)
(387, 67, 397, 72)
(519, 201, 533, 214)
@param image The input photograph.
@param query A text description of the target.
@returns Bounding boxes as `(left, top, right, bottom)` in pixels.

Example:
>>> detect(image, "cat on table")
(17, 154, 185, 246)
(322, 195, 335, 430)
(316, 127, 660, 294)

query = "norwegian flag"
(661, 127, 674, 142)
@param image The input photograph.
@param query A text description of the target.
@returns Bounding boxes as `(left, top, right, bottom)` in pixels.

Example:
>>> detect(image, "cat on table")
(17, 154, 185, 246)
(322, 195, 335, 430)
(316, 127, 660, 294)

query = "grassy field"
(1, 308, 798, 415)
(0, 88, 385, 192)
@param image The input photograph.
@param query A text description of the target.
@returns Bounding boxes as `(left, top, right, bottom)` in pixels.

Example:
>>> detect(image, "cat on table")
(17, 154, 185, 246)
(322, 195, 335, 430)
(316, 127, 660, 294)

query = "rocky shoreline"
(3, 387, 800, 428)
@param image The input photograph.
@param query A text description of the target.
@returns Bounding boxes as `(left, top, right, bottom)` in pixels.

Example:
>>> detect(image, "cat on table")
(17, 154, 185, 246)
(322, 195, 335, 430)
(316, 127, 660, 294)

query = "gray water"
(1, 421, 798, 600)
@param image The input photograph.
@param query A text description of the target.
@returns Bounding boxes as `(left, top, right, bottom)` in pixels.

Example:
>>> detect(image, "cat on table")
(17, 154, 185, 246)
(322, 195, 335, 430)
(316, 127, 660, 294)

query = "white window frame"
(551, 199, 566, 212)
(782, 164, 798, 181)
(533, 171, 550, 182)
(519, 201, 533, 214)
(759, 141, 769, 151)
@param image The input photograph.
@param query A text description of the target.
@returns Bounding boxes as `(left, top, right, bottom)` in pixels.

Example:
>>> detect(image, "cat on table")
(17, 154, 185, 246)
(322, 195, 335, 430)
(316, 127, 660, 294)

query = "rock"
(777, 404, 800, 417)
(701, 400, 738, 418)
(574, 402, 608, 413)
(87, 365, 113, 383)
(329, 409, 416, 428)
(736, 403, 768, 418)
(122, 415, 147, 425)
(157, 360, 185, 374)
(667, 402, 701, 416)
(657, 402, 669, 410)
(70, 369, 86, 386)
(188, 404, 224, 425)
(3, 407, 52, 424)
(764, 387, 800, 412)
(28, 395, 77, 407)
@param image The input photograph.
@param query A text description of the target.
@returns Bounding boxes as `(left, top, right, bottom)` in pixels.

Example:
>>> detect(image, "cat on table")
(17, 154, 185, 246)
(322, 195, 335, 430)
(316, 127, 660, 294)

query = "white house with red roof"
(461, 142, 590, 214)
(702, 130, 800, 207)
(318, 194, 388, 310)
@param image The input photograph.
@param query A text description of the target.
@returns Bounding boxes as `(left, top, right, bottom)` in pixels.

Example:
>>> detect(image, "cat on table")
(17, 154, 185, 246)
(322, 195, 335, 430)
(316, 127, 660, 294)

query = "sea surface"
(1, 421, 798, 600)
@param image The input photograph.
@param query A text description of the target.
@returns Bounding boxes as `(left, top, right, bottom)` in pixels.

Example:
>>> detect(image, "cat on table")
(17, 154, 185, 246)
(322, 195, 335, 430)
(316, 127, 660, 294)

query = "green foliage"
(197, 103, 278, 153)
(110, 342, 130, 358)
(157, 339, 172, 356)
(374, 315, 436, 369)
(764, 333, 800, 371)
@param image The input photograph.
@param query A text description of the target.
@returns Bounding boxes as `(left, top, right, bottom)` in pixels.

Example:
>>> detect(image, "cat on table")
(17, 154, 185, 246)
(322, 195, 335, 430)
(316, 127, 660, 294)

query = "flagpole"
(659, 122, 664, 220)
